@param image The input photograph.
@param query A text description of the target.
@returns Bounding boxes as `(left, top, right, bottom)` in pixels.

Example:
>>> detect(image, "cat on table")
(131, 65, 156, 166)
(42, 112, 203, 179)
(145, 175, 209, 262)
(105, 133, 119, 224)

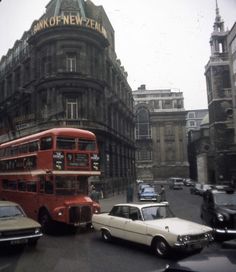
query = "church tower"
(205, 0, 234, 183)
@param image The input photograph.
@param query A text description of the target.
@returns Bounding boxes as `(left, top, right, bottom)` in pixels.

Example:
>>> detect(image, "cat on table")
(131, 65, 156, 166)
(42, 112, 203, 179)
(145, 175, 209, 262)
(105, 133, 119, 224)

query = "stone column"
(160, 125, 165, 162)
(175, 125, 180, 162)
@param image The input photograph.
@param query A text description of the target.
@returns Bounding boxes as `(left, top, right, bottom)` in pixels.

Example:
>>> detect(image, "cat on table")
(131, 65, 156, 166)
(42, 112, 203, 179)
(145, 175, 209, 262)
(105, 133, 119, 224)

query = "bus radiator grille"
(69, 206, 92, 224)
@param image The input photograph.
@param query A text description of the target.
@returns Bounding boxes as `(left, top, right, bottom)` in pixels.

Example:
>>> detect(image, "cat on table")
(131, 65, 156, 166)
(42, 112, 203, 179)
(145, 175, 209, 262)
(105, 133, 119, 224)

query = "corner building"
(0, 0, 135, 195)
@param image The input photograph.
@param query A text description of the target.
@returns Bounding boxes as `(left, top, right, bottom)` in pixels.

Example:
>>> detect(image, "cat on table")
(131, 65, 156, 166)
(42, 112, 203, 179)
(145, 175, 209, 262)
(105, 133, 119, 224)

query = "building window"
(66, 54, 76, 72)
(136, 150, 152, 161)
(135, 108, 151, 139)
(162, 100, 172, 109)
(189, 120, 196, 127)
(66, 98, 78, 119)
(188, 112, 195, 118)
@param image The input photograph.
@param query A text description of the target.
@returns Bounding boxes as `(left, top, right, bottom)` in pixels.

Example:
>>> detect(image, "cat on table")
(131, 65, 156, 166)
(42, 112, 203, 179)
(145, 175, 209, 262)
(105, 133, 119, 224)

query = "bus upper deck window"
(40, 137, 53, 150)
(57, 137, 76, 150)
(78, 139, 96, 151)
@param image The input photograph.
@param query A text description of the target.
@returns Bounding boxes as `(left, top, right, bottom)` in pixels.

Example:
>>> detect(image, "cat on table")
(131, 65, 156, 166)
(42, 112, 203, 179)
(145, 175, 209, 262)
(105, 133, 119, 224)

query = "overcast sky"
(0, 0, 235, 110)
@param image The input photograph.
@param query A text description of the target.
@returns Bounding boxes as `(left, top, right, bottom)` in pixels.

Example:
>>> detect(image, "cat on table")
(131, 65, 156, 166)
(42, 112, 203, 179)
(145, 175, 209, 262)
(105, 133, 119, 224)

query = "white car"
(92, 203, 213, 257)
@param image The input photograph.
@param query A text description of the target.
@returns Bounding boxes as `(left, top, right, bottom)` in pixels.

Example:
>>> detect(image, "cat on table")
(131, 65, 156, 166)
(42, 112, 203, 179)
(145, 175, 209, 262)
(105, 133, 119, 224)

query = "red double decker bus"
(0, 128, 101, 232)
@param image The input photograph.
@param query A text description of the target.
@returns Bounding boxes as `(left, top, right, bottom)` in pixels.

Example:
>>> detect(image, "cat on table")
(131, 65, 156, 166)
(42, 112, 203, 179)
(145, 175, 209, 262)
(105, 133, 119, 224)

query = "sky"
(0, 0, 236, 110)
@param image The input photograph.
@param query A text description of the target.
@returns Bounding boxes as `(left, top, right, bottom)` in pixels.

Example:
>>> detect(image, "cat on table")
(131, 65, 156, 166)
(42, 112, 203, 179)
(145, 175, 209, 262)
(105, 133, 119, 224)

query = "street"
(0, 186, 222, 272)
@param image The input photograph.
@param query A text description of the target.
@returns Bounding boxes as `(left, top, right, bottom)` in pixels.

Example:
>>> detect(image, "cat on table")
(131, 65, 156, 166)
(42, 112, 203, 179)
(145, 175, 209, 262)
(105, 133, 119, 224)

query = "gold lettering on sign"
(32, 15, 107, 38)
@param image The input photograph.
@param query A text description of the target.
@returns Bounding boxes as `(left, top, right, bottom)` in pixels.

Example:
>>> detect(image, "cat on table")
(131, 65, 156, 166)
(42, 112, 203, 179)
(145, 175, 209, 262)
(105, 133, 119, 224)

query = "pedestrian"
(126, 184, 133, 203)
(90, 187, 100, 203)
(160, 185, 166, 202)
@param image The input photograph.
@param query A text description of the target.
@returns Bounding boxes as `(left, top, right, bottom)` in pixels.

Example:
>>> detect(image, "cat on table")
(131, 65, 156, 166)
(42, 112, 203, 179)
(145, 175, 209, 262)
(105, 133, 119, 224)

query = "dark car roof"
(164, 250, 236, 272)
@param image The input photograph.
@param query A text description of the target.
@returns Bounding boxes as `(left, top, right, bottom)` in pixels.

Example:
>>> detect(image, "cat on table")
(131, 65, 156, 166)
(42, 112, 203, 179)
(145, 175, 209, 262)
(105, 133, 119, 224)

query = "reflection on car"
(162, 249, 236, 272)
(0, 201, 43, 247)
(139, 187, 158, 201)
(201, 186, 236, 238)
(162, 238, 236, 272)
(92, 203, 213, 258)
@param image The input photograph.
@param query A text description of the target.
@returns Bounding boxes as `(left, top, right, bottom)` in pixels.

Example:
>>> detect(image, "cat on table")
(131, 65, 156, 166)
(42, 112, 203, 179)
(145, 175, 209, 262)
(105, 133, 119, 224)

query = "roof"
(112, 202, 169, 208)
(0, 201, 19, 207)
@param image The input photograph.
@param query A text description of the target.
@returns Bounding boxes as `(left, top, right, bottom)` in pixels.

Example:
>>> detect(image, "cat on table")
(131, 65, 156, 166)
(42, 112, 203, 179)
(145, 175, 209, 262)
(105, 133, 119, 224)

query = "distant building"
(186, 109, 208, 135)
(187, 114, 210, 182)
(0, 0, 136, 194)
(133, 84, 189, 181)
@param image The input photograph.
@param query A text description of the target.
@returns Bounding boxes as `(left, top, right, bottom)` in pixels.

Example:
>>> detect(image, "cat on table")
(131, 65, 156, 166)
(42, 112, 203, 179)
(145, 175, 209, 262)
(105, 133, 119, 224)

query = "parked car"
(183, 178, 195, 187)
(190, 183, 202, 195)
(168, 177, 184, 190)
(138, 183, 152, 198)
(139, 187, 159, 201)
(92, 203, 213, 258)
(0, 201, 43, 247)
(200, 186, 236, 238)
(198, 184, 214, 196)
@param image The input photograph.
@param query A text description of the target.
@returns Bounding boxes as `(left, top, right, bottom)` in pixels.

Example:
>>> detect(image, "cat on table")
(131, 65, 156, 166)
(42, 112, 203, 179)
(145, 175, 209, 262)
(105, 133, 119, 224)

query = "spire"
(215, 0, 221, 22)
(213, 0, 224, 32)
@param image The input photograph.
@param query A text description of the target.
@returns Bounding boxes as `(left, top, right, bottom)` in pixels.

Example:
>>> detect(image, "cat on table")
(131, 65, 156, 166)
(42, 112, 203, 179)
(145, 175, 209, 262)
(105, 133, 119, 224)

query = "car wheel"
(101, 229, 112, 242)
(152, 238, 170, 258)
(39, 210, 52, 234)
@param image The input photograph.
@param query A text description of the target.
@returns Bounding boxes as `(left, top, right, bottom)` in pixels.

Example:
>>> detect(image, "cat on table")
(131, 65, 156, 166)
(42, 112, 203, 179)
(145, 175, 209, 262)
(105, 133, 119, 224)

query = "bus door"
(21, 179, 38, 220)
(38, 175, 54, 209)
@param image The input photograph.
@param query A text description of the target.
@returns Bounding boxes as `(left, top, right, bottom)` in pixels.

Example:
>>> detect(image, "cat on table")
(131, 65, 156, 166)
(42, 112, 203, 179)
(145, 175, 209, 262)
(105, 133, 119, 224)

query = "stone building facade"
(133, 85, 189, 181)
(204, 2, 236, 184)
(0, 0, 136, 194)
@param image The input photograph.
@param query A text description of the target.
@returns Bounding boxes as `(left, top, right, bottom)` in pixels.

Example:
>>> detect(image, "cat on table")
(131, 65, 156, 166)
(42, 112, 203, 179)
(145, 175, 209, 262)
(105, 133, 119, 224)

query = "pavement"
(99, 181, 167, 212)
(99, 191, 128, 212)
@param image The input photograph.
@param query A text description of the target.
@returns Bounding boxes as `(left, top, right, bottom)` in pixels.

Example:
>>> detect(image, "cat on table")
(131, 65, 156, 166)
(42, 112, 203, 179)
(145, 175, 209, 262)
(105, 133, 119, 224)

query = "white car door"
(123, 207, 148, 245)
(108, 205, 130, 239)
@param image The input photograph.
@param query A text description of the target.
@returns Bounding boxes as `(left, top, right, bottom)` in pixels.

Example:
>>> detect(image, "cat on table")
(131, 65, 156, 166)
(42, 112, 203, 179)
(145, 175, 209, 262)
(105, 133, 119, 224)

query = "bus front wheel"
(39, 210, 52, 234)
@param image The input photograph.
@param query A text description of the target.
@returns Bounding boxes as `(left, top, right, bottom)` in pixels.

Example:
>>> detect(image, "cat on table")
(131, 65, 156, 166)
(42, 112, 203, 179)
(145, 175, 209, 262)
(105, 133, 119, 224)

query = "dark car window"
(129, 207, 141, 220)
(109, 206, 129, 218)
(0, 205, 24, 218)
(214, 193, 236, 205)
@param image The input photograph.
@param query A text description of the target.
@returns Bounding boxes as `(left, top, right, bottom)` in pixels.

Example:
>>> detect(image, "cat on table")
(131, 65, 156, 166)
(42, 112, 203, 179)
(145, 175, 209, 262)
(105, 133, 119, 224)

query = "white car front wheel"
(101, 229, 112, 242)
(152, 238, 170, 258)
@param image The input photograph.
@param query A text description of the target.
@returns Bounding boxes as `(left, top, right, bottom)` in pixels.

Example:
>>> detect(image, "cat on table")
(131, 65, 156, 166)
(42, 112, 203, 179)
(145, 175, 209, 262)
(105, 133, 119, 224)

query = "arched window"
(135, 108, 151, 139)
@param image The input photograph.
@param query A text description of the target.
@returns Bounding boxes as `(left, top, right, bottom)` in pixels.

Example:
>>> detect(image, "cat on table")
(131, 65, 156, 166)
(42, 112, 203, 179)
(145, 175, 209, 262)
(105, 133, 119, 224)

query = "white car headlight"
(177, 235, 190, 242)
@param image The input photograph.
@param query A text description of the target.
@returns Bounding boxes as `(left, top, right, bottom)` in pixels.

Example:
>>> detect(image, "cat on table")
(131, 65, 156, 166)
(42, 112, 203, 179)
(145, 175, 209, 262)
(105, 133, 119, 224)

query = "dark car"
(200, 187, 236, 238)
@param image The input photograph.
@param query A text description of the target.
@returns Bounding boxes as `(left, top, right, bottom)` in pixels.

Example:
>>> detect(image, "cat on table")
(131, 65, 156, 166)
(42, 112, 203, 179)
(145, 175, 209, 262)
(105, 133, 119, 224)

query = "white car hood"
(145, 217, 212, 235)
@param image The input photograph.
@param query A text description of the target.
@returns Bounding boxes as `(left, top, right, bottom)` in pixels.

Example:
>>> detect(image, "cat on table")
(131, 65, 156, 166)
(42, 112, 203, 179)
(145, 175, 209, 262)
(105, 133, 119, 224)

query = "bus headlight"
(57, 210, 64, 216)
